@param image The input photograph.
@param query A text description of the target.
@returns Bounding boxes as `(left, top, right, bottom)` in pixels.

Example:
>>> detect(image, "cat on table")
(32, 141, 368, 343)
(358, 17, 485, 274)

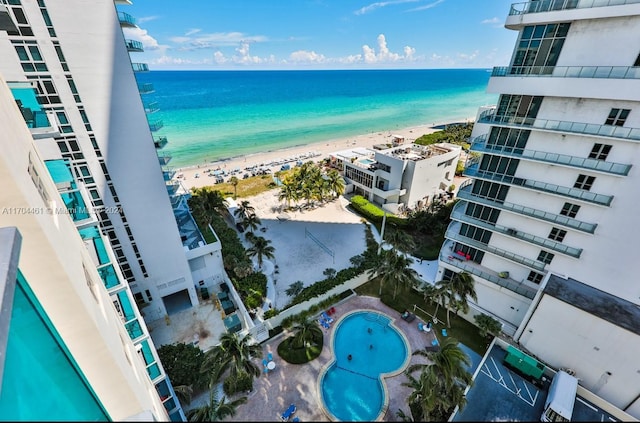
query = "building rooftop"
(544, 274, 640, 337)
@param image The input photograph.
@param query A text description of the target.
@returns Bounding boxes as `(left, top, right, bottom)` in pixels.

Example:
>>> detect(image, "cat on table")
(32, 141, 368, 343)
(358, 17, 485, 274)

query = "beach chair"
(281, 404, 297, 421)
(442, 328, 448, 337)
(268, 352, 273, 362)
(321, 311, 334, 323)
(263, 359, 268, 367)
(319, 319, 330, 329)
(292, 417, 300, 422)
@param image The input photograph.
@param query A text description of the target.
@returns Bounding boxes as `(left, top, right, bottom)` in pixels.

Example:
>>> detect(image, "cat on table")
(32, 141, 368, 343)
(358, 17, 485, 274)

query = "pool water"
(358, 158, 375, 165)
(320, 311, 408, 421)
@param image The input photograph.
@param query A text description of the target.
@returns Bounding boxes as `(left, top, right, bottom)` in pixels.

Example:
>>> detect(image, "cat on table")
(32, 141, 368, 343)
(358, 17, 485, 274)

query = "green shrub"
(222, 371, 253, 396)
(268, 325, 284, 338)
(157, 343, 206, 390)
(349, 196, 407, 228)
(474, 313, 503, 338)
(263, 308, 279, 319)
(277, 332, 324, 364)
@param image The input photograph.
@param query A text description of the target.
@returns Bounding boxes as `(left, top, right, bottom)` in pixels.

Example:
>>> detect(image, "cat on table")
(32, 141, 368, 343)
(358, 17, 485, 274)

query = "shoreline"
(174, 117, 473, 191)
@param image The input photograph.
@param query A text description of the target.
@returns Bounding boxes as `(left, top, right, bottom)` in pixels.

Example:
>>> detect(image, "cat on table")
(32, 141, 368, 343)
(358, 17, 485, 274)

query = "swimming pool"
(358, 158, 375, 165)
(319, 310, 409, 421)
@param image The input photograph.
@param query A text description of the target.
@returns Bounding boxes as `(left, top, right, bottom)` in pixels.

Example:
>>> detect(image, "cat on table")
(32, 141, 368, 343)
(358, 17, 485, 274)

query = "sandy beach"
(173, 119, 472, 191)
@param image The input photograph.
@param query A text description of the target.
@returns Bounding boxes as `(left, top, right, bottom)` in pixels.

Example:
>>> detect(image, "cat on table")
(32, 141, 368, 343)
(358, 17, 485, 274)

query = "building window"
(548, 227, 567, 242)
(496, 94, 544, 121)
(588, 144, 611, 161)
(145, 289, 153, 302)
(537, 250, 554, 265)
(574, 174, 595, 191)
(14, 44, 47, 72)
(511, 23, 570, 74)
(527, 271, 544, 284)
(604, 108, 630, 127)
(560, 202, 580, 218)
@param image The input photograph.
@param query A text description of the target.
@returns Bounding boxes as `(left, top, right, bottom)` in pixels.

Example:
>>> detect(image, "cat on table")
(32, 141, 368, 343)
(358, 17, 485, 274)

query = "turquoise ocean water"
(138, 69, 497, 168)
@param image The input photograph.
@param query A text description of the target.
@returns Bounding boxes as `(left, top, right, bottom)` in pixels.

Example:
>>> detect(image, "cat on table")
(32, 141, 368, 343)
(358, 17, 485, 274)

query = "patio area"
(226, 295, 438, 422)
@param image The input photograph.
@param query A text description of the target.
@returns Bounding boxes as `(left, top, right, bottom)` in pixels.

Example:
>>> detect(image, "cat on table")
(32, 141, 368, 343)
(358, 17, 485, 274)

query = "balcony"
(166, 181, 180, 196)
(125, 39, 144, 52)
(131, 62, 149, 72)
(8, 82, 59, 139)
(477, 110, 640, 143)
(470, 134, 631, 176)
(509, 0, 640, 15)
(457, 181, 597, 233)
(138, 83, 155, 94)
(492, 65, 640, 79)
(97, 264, 120, 290)
(451, 200, 582, 258)
(162, 167, 176, 181)
(445, 221, 547, 272)
(148, 119, 164, 132)
(144, 101, 160, 114)
(439, 240, 538, 299)
(117, 11, 136, 27)
(154, 136, 168, 149)
(158, 154, 172, 166)
(463, 164, 614, 206)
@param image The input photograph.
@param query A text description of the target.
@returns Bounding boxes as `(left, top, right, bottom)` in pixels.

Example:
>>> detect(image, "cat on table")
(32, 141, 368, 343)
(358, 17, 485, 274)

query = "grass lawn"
(196, 221, 218, 244)
(211, 174, 277, 199)
(355, 278, 491, 356)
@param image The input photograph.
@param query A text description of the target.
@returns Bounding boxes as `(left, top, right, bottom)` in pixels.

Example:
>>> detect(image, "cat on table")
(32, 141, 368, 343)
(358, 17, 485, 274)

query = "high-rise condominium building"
(437, 0, 640, 416)
(0, 0, 232, 324)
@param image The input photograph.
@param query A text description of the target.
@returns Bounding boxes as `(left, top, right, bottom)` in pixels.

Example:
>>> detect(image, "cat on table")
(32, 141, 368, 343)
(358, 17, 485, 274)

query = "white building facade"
(0, 74, 179, 420)
(437, 0, 640, 416)
(330, 142, 461, 210)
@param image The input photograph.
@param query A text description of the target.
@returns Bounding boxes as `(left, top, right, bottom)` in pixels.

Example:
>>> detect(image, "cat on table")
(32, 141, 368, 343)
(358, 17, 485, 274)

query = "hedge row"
(349, 195, 408, 228)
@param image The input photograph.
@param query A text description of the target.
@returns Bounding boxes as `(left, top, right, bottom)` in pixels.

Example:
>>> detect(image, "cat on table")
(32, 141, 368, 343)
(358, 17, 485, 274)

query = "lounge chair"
(321, 312, 334, 323)
(263, 359, 268, 367)
(442, 328, 448, 337)
(292, 417, 300, 422)
(319, 319, 330, 329)
(418, 322, 424, 331)
(268, 352, 273, 362)
(281, 404, 297, 421)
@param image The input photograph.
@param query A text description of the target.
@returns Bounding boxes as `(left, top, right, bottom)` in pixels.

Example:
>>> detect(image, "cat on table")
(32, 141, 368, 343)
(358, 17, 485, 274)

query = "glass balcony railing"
(117, 11, 136, 27)
(125, 39, 144, 52)
(144, 101, 160, 113)
(439, 240, 538, 299)
(158, 154, 172, 166)
(140, 340, 162, 381)
(132, 62, 149, 72)
(125, 319, 144, 340)
(510, 0, 640, 15)
(478, 110, 640, 143)
(97, 264, 120, 290)
(492, 65, 640, 79)
(451, 200, 583, 258)
(9, 82, 53, 129)
(445, 221, 548, 272)
(162, 167, 176, 181)
(470, 134, 631, 176)
(457, 181, 597, 233)
(138, 83, 155, 94)
(149, 120, 164, 132)
(154, 136, 168, 149)
(166, 181, 180, 196)
(464, 164, 614, 206)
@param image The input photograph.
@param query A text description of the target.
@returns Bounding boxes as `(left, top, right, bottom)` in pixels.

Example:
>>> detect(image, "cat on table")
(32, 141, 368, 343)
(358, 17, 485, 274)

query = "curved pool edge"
(317, 308, 412, 422)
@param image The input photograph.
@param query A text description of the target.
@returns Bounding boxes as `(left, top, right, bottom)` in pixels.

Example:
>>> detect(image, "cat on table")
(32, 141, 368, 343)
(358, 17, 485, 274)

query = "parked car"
(243, 173, 250, 179)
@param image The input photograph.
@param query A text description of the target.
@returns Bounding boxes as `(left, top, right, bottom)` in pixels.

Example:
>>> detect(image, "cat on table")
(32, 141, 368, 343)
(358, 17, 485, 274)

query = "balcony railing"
(445, 222, 547, 272)
(158, 154, 172, 166)
(492, 65, 640, 79)
(131, 62, 149, 72)
(464, 164, 614, 206)
(138, 83, 155, 94)
(510, 0, 640, 15)
(451, 200, 582, 258)
(166, 181, 180, 196)
(440, 240, 538, 299)
(148, 120, 164, 132)
(478, 110, 640, 143)
(457, 181, 598, 233)
(470, 134, 631, 176)
(117, 11, 136, 27)
(162, 167, 176, 181)
(125, 39, 144, 52)
(144, 101, 160, 113)
(154, 136, 168, 149)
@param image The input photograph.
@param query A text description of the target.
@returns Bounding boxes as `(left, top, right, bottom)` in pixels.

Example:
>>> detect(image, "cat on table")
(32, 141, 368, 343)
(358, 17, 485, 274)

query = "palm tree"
(385, 228, 416, 256)
(189, 186, 227, 226)
(408, 337, 472, 386)
(173, 385, 193, 406)
(423, 282, 448, 323)
(291, 317, 323, 349)
(229, 176, 239, 199)
(367, 248, 398, 296)
(242, 212, 261, 234)
(326, 168, 345, 199)
(186, 389, 247, 422)
(234, 200, 255, 220)
(246, 236, 275, 270)
(201, 332, 263, 389)
(441, 271, 477, 328)
(369, 249, 420, 299)
(285, 281, 304, 297)
(278, 182, 298, 210)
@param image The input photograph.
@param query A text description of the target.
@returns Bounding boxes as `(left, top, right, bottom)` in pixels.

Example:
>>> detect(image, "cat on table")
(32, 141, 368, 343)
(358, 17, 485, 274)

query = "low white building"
(330, 142, 461, 210)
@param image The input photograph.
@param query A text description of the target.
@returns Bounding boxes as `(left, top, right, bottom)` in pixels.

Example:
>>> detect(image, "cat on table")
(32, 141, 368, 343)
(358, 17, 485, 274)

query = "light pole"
(378, 208, 387, 255)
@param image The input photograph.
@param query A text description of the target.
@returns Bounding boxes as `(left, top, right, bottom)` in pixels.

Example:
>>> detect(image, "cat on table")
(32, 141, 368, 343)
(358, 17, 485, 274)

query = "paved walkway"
(227, 296, 436, 422)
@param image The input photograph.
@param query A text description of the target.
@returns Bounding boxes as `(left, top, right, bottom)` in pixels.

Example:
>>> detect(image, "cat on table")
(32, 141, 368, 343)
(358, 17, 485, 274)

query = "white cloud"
(152, 55, 211, 66)
(481, 17, 500, 25)
(406, 0, 445, 12)
(137, 16, 159, 24)
(169, 32, 268, 50)
(360, 34, 414, 63)
(185, 28, 201, 36)
(289, 50, 327, 63)
(354, 0, 420, 15)
(213, 51, 228, 64)
(122, 26, 168, 52)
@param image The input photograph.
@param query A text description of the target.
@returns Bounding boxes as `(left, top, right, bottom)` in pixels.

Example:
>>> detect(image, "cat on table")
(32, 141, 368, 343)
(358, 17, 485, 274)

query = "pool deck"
(226, 295, 435, 422)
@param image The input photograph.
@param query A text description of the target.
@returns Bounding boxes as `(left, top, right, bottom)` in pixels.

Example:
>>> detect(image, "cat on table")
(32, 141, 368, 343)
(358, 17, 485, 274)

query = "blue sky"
(122, 0, 519, 70)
